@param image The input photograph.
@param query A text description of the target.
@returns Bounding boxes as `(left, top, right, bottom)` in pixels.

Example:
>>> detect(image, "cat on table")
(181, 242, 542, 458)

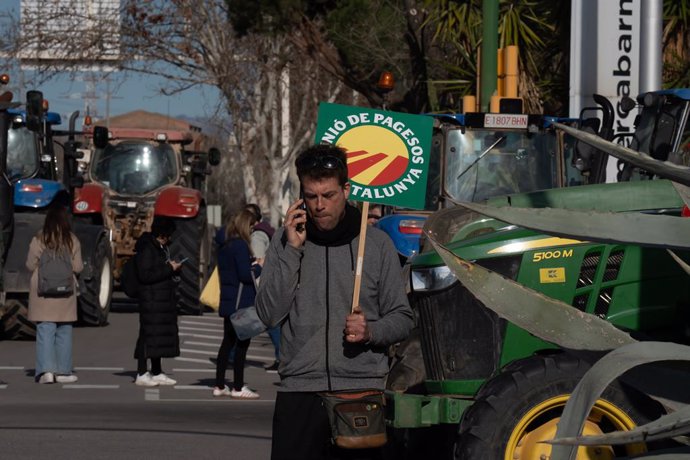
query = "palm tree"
(663, 0, 690, 88)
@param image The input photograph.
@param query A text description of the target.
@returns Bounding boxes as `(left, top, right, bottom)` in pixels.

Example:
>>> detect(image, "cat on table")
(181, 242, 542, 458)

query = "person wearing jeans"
(35, 322, 74, 380)
(26, 204, 83, 384)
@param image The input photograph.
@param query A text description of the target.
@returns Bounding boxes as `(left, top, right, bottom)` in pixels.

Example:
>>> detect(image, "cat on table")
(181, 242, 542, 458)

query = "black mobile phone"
(296, 188, 306, 233)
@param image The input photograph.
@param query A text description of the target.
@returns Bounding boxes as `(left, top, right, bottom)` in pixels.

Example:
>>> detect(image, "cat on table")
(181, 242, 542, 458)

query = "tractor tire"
(455, 353, 663, 460)
(77, 234, 113, 326)
(171, 209, 210, 315)
(1, 299, 35, 340)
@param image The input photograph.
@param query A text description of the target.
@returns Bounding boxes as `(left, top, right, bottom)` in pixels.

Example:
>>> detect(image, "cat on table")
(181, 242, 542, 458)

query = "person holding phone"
(256, 144, 414, 459)
(132, 216, 182, 387)
(213, 209, 262, 399)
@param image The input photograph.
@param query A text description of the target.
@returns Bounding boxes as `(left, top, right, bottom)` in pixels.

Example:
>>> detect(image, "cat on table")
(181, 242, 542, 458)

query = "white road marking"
(73, 367, 125, 371)
(172, 368, 215, 372)
(62, 384, 120, 389)
(181, 316, 223, 322)
(0, 384, 7, 389)
(181, 341, 219, 347)
(179, 326, 226, 333)
(180, 348, 218, 355)
(180, 321, 224, 328)
(0, 366, 24, 370)
(174, 356, 214, 364)
(145, 388, 160, 401)
(179, 333, 223, 340)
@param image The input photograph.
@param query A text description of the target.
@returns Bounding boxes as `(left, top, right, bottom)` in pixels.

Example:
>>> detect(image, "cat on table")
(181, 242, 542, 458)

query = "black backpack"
(120, 256, 140, 298)
(37, 248, 74, 297)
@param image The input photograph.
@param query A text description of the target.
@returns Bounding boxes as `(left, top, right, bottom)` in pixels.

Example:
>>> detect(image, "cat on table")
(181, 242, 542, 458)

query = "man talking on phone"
(256, 144, 413, 460)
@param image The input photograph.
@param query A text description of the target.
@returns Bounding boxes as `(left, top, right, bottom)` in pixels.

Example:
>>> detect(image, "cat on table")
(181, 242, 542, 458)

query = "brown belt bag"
(319, 389, 387, 449)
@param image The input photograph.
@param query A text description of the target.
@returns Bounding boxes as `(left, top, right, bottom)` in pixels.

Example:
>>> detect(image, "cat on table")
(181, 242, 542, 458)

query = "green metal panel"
(385, 391, 472, 428)
(485, 179, 683, 212)
(424, 379, 484, 396)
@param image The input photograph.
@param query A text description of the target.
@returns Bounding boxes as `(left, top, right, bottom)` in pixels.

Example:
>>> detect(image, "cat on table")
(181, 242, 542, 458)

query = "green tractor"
(387, 90, 690, 459)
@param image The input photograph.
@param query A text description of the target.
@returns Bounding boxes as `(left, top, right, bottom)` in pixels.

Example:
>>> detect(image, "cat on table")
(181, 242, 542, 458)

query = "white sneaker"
(135, 372, 159, 387)
(151, 373, 176, 386)
(38, 372, 55, 384)
(213, 385, 232, 397)
(230, 385, 260, 399)
(55, 374, 78, 383)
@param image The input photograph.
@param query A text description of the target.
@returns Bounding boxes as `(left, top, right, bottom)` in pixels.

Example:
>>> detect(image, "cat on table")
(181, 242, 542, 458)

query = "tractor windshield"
(6, 126, 39, 180)
(444, 128, 558, 203)
(91, 141, 178, 195)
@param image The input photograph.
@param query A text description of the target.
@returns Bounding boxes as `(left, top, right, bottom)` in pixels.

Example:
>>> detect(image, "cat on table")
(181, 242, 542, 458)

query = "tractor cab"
(376, 111, 595, 260)
(90, 131, 183, 196)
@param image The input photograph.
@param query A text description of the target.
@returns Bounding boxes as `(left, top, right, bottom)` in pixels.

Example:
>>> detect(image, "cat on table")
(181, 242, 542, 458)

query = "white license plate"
(484, 113, 528, 129)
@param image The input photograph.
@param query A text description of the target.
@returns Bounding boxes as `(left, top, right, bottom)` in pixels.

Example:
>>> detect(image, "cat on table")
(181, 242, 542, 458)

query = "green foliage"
(663, 0, 690, 88)
(324, 0, 407, 83)
(423, 0, 570, 115)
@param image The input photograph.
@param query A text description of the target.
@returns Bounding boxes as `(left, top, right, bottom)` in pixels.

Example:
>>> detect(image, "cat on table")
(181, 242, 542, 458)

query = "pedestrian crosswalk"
(176, 314, 278, 369)
(0, 313, 280, 401)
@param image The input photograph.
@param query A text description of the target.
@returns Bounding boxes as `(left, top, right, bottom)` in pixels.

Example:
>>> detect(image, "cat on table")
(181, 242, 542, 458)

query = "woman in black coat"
(133, 216, 182, 387)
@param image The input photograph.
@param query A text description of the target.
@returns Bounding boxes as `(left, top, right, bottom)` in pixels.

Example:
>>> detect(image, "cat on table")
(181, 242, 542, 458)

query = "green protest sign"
(314, 103, 433, 210)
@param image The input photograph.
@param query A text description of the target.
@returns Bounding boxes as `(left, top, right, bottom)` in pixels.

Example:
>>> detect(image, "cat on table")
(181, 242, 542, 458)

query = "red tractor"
(73, 125, 220, 314)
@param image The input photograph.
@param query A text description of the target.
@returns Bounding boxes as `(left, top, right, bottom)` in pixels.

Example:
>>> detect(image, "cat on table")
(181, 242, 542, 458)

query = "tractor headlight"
(411, 265, 456, 292)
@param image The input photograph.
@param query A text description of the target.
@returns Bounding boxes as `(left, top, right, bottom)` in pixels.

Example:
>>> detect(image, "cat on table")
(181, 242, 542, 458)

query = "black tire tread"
(171, 210, 209, 315)
(1, 299, 36, 340)
(77, 234, 113, 326)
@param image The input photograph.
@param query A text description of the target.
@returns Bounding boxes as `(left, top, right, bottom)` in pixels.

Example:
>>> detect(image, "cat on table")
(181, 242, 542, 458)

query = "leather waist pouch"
(319, 389, 387, 449)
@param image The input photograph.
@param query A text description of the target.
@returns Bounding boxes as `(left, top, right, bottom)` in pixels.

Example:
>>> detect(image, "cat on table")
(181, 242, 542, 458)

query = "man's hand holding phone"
(285, 198, 307, 249)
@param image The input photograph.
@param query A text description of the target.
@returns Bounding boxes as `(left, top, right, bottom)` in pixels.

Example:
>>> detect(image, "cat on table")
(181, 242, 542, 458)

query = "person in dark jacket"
(133, 216, 182, 387)
(213, 209, 262, 399)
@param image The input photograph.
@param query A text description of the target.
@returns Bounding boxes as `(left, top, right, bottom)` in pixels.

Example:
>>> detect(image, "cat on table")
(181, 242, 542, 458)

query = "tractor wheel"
(455, 354, 662, 460)
(171, 209, 210, 315)
(77, 234, 113, 326)
(1, 299, 35, 340)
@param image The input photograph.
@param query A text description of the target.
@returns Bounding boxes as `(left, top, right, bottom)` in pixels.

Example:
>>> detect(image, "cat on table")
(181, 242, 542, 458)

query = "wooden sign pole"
(351, 201, 369, 313)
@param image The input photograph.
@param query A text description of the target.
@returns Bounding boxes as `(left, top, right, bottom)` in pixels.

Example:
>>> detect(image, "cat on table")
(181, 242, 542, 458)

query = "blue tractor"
(0, 92, 112, 339)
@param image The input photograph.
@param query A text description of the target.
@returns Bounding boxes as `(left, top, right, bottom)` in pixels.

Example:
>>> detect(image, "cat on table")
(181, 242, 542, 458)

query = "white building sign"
(19, 0, 121, 69)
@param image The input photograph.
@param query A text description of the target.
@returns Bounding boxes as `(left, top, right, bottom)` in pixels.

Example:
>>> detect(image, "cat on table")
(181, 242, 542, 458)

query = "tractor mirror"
(93, 126, 109, 149)
(208, 147, 221, 166)
(25, 90, 44, 132)
(619, 96, 636, 115)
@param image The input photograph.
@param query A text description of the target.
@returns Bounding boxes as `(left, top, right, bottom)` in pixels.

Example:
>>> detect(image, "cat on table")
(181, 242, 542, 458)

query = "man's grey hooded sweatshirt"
(256, 220, 414, 392)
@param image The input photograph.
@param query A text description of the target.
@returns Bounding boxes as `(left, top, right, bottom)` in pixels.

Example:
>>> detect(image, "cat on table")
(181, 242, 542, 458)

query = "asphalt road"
(0, 304, 280, 460)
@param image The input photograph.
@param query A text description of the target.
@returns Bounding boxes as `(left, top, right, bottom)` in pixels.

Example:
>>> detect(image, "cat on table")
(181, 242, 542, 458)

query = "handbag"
(229, 282, 267, 340)
(199, 266, 220, 311)
(319, 389, 387, 449)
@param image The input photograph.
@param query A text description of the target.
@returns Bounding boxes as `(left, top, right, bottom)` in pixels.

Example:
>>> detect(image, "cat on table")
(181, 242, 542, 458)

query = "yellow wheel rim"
(505, 395, 646, 460)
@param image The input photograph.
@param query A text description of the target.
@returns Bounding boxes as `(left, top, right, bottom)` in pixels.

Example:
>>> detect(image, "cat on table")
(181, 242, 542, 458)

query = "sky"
(2, 0, 222, 127)
(13, 70, 222, 126)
